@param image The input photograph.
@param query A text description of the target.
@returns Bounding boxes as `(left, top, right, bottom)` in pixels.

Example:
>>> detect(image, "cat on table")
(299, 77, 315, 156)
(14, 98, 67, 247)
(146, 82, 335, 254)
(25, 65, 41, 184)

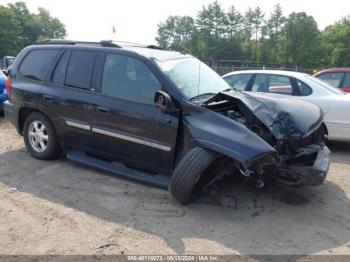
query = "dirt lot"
(0, 117, 350, 255)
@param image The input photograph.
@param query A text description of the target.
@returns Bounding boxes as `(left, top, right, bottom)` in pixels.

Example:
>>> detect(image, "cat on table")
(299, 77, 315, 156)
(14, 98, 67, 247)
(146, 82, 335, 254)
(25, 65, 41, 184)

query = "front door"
(92, 52, 179, 173)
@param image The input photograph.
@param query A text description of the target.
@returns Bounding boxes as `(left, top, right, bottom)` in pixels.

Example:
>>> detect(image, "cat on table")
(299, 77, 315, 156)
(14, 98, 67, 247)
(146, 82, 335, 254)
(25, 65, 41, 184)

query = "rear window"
(317, 72, 344, 88)
(19, 49, 59, 81)
(65, 50, 97, 89)
(296, 79, 312, 96)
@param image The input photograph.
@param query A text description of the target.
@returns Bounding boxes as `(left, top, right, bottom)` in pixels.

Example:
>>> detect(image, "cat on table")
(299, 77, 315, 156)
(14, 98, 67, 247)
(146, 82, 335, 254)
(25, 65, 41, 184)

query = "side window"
(317, 72, 344, 88)
(342, 73, 350, 88)
(101, 54, 161, 104)
(224, 74, 252, 91)
(252, 74, 293, 95)
(19, 49, 59, 81)
(65, 50, 97, 89)
(296, 79, 312, 96)
(51, 51, 70, 85)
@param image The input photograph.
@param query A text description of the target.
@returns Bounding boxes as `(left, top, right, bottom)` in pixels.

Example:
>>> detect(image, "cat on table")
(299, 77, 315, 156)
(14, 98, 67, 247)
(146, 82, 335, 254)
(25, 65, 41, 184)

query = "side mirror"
(154, 91, 174, 112)
(2, 70, 7, 76)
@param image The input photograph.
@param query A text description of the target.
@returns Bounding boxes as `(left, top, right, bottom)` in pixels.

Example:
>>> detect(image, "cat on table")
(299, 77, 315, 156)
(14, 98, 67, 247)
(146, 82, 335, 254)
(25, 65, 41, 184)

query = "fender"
(182, 108, 276, 165)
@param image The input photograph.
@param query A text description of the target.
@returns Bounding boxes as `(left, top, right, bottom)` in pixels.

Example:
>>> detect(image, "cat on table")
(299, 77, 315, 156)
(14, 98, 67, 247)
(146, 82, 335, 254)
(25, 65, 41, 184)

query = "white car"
(223, 70, 350, 141)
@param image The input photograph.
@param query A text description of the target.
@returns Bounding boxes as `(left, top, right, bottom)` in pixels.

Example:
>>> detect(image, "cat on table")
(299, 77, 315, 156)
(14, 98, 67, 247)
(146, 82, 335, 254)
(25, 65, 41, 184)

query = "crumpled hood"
(209, 90, 324, 140)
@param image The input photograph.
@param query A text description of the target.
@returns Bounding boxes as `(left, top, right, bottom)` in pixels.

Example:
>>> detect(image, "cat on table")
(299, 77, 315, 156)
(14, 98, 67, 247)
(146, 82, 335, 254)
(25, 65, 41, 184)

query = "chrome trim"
(65, 120, 90, 131)
(92, 127, 172, 152)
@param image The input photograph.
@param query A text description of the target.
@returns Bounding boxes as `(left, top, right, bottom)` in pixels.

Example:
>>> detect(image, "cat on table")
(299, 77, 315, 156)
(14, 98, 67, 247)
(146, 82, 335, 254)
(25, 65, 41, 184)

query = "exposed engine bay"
(203, 91, 330, 188)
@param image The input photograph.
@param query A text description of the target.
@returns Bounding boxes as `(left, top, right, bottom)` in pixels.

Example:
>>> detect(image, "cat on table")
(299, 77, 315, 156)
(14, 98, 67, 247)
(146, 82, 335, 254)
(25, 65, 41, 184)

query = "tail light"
(5, 77, 12, 99)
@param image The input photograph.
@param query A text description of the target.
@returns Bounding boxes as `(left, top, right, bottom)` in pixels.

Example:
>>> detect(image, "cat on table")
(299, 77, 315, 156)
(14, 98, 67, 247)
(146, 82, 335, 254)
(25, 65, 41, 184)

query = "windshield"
(305, 75, 345, 95)
(157, 57, 230, 100)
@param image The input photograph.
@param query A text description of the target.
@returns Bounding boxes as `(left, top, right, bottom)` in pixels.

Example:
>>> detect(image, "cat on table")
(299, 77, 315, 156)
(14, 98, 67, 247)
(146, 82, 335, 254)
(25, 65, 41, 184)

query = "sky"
(1, 0, 349, 44)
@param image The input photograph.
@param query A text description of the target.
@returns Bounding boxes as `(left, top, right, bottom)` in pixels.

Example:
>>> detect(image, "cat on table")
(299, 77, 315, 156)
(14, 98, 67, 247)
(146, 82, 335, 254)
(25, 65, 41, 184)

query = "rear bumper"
(274, 146, 330, 186)
(4, 100, 20, 134)
(0, 94, 7, 108)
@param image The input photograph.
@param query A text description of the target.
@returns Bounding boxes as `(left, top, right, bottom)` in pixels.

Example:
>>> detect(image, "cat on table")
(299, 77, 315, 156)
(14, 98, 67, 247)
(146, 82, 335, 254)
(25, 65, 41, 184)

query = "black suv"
(4, 40, 330, 204)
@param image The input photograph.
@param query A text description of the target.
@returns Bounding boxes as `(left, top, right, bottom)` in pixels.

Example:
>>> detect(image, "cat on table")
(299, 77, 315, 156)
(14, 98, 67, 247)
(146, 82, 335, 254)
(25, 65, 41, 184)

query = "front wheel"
(169, 147, 217, 205)
(23, 112, 60, 160)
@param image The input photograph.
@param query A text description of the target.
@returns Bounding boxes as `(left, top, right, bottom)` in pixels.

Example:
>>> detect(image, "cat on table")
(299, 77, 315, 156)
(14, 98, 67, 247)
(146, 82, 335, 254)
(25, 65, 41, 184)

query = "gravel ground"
(0, 117, 350, 255)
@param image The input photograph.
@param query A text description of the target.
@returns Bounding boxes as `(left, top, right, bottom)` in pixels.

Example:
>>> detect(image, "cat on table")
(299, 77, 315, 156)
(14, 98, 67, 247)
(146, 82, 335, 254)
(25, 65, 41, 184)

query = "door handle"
(42, 95, 54, 102)
(97, 106, 110, 114)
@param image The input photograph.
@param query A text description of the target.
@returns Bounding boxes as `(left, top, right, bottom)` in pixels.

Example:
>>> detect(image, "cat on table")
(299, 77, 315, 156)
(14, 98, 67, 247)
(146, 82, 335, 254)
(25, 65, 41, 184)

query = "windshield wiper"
(189, 92, 217, 101)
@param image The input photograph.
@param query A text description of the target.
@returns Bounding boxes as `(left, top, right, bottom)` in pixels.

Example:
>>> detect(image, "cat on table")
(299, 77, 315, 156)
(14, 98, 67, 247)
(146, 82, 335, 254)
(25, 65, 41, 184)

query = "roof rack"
(146, 45, 164, 50)
(36, 39, 164, 50)
(36, 39, 121, 48)
(112, 40, 164, 50)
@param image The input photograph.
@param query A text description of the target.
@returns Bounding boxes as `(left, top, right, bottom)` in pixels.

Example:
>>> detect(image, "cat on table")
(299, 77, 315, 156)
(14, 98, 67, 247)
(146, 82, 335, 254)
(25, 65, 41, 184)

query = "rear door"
(15, 48, 60, 110)
(248, 74, 296, 95)
(92, 52, 179, 173)
(223, 74, 253, 91)
(38, 48, 98, 151)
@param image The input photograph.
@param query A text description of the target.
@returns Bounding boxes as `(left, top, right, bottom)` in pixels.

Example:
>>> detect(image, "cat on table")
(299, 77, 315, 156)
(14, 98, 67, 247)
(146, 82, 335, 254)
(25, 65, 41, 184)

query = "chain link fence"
(214, 66, 315, 76)
(205, 60, 315, 76)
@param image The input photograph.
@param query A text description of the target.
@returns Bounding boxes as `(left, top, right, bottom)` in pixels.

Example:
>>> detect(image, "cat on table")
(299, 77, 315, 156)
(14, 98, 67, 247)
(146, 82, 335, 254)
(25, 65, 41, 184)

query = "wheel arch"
(18, 107, 53, 135)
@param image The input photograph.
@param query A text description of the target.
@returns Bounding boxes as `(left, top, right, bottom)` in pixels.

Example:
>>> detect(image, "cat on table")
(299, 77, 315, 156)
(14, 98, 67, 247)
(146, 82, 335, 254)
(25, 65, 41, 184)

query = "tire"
(169, 147, 217, 205)
(23, 112, 60, 160)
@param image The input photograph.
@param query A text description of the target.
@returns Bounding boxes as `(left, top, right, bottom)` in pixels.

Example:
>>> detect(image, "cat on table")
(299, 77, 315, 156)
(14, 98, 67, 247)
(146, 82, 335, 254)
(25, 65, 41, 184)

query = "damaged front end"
(205, 91, 330, 187)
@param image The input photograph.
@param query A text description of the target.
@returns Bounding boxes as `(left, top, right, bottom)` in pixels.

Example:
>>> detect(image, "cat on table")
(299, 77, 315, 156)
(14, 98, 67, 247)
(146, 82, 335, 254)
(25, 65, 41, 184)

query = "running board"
(66, 150, 170, 189)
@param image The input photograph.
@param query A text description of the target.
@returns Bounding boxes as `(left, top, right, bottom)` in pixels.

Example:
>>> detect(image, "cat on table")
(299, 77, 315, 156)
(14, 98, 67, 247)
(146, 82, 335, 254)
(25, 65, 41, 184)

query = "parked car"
(4, 41, 330, 204)
(223, 70, 350, 141)
(314, 68, 350, 93)
(0, 70, 7, 114)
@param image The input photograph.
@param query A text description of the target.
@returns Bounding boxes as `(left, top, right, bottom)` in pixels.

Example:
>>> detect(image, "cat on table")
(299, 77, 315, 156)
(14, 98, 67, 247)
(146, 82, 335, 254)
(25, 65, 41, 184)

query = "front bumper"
(274, 146, 330, 186)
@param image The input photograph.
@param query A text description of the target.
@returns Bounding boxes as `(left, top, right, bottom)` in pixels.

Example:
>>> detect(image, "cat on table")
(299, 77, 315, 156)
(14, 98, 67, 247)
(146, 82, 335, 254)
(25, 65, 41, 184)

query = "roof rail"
(36, 39, 164, 50)
(36, 39, 121, 48)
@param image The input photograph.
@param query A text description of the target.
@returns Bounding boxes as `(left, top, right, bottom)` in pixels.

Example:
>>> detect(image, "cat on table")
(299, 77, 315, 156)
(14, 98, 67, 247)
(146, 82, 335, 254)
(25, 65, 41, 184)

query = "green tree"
(0, 1, 66, 57)
(265, 4, 285, 63)
(280, 12, 321, 66)
(8, 1, 40, 48)
(196, 1, 228, 59)
(0, 6, 21, 56)
(242, 8, 254, 59)
(226, 6, 243, 38)
(156, 3, 347, 68)
(35, 7, 66, 39)
(322, 17, 350, 66)
(251, 7, 265, 61)
(196, 1, 227, 38)
(156, 16, 197, 54)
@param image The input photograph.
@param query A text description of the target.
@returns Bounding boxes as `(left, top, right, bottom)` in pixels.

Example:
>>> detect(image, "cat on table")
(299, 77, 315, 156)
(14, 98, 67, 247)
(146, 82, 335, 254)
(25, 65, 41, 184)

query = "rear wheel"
(169, 147, 217, 205)
(23, 112, 60, 160)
